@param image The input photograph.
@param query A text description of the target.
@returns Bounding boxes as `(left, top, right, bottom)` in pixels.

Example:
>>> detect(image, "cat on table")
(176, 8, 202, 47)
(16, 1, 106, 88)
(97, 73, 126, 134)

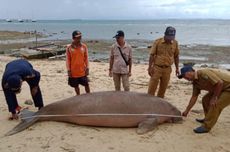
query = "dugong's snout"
(172, 111, 183, 123)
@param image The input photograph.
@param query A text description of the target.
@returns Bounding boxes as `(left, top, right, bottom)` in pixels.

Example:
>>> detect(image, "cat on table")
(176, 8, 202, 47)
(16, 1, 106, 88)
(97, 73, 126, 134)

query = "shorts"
(68, 76, 89, 87)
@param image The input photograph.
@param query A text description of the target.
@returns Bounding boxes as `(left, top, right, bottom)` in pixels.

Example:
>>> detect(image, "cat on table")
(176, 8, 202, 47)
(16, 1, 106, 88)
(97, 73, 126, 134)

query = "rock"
(200, 64, 208, 68)
(183, 62, 195, 67)
(93, 59, 101, 62)
(24, 99, 33, 105)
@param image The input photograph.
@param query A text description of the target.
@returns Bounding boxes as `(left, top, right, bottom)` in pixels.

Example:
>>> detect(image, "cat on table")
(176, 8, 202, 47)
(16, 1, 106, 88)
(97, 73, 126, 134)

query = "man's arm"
(128, 57, 132, 76)
(174, 42, 179, 76)
(109, 55, 114, 77)
(148, 40, 157, 77)
(3, 88, 19, 119)
(128, 47, 132, 76)
(182, 95, 199, 117)
(174, 55, 179, 76)
(66, 46, 72, 77)
(85, 46, 89, 76)
(148, 54, 155, 77)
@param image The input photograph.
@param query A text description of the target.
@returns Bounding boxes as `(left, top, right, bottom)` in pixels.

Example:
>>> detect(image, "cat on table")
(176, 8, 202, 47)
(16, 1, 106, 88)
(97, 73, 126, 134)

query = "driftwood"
(21, 49, 65, 59)
(48, 54, 66, 60)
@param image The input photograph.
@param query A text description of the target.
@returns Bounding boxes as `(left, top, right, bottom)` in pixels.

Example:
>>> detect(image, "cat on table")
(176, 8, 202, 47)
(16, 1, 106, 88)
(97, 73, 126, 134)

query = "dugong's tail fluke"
(5, 109, 39, 136)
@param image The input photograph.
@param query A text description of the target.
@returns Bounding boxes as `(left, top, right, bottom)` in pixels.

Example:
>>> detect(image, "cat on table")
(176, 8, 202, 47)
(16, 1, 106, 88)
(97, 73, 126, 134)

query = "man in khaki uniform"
(148, 26, 179, 98)
(178, 66, 230, 133)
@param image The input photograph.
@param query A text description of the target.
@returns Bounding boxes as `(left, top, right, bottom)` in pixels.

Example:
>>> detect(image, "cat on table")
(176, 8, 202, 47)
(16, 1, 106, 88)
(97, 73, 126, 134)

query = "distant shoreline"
(1, 19, 230, 45)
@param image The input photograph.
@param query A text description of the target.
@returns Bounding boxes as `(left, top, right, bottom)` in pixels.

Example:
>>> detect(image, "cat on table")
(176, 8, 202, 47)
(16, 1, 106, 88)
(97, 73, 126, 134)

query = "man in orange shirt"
(66, 30, 90, 95)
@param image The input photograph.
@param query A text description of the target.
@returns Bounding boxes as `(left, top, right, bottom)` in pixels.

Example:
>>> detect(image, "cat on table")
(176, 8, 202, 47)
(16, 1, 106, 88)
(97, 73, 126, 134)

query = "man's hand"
(109, 70, 112, 77)
(148, 67, 154, 77)
(210, 97, 218, 108)
(128, 71, 132, 77)
(85, 68, 89, 76)
(31, 86, 38, 96)
(182, 110, 189, 117)
(67, 70, 72, 77)
(175, 68, 179, 76)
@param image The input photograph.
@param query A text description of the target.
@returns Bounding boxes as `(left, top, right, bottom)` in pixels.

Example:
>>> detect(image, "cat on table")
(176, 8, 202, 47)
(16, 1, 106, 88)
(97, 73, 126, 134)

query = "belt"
(155, 64, 170, 68)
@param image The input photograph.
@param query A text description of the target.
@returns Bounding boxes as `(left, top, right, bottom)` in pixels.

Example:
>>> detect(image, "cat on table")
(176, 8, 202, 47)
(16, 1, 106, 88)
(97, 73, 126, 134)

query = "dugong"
(6, 91, 182, 136)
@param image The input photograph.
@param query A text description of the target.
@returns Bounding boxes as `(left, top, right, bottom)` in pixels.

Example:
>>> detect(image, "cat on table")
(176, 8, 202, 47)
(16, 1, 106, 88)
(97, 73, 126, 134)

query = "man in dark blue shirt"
(1, 59, 44, 120)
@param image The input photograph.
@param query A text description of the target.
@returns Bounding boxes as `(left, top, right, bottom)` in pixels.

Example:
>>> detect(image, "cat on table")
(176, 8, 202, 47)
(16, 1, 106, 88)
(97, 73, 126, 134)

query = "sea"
(0, 19, 230, 46)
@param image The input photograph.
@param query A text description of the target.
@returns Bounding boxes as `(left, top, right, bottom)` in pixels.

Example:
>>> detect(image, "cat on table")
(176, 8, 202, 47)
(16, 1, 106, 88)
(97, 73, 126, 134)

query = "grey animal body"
(6, 91, 182, 136)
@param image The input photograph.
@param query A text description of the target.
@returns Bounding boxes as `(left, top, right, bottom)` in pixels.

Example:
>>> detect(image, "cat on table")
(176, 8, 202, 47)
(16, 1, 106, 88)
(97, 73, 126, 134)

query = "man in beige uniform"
(178, 66, 230, 133)
(148, 26, 179, 98)
(109, 30, 132, 91)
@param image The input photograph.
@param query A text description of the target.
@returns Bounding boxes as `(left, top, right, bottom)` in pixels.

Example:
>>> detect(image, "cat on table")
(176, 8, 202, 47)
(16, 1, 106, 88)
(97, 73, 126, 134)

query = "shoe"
(195, 118, 205, 123)
(193, 126, 209, 134)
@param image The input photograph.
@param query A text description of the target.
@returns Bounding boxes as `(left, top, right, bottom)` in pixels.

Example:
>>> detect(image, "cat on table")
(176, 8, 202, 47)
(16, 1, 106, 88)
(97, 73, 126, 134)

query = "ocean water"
(0, 19, 230, 46)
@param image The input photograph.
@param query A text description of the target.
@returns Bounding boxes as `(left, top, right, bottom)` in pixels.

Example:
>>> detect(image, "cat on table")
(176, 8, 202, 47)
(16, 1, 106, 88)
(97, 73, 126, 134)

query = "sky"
(0, 0, 230, 20)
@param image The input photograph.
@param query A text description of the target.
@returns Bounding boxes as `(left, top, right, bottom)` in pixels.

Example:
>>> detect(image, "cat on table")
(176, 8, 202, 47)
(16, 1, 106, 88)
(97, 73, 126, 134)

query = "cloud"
(0, 0, 229, 19)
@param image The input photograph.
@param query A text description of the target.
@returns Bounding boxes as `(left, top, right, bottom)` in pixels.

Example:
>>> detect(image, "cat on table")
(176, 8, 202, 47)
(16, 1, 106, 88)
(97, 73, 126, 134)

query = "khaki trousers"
(113, 73, 130, 91)
(202, 91, 230, 130)
(148, 66, 172, 98)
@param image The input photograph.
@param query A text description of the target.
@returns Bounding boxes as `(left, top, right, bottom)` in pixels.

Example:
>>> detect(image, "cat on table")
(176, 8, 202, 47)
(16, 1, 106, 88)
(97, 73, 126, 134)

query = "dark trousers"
(2, 70, 43, 113)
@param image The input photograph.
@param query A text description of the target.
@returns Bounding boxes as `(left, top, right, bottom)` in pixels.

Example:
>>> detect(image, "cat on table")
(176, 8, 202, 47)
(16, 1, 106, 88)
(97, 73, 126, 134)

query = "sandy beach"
(0, 55, 230, 152)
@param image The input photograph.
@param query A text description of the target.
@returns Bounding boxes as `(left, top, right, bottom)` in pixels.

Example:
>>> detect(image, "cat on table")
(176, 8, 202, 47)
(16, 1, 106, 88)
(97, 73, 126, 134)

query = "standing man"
(66, 30, 90, 95)
(1, 59, 44, 120)
(109, 30, 132, 91)
(178, 66, 230, 133)
(148, 26, 179, 98)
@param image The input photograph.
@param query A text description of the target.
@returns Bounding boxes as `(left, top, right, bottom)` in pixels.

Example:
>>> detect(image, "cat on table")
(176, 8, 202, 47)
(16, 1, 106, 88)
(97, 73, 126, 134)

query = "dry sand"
(0, 56, 230, 152)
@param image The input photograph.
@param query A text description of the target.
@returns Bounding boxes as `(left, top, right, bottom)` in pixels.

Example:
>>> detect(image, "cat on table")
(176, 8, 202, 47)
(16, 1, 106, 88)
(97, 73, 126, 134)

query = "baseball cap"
(164, 26, 176, 40)
(72, 30, 82, 38)
(178, 66, 194, 79)
(113, 30, 125, 38)
(7, 75, 21, 90)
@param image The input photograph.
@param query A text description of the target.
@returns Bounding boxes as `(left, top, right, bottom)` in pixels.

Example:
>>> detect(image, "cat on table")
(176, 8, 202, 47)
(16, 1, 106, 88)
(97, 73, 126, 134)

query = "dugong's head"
(171, 107, 183, 123)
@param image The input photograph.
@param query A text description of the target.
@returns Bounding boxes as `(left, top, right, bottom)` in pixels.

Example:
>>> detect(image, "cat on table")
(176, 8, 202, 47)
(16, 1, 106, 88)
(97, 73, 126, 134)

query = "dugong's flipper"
(136, 118, 158, 134)
(5, 109, 38, 136)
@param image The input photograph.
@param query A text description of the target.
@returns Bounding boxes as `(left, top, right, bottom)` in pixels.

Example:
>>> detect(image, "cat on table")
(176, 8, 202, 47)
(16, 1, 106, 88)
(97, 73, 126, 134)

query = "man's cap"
(113, 30, 125, 38)
(72, 30, 82, 38)
(7, 75, 21, 89)
(164, 26, 176, 40)
(178, 66, 194, 79)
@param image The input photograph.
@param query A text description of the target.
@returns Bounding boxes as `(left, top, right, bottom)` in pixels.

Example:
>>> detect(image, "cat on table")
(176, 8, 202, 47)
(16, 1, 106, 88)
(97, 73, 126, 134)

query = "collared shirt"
(192, 69, 230, 96)
(110, 42, 132, 74)
(150, 37, 179, 66)
(66, 43, 89, 78)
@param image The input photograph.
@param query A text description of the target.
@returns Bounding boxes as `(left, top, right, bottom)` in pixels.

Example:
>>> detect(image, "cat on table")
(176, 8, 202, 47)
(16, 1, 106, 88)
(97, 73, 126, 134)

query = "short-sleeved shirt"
(2, 59, 34, 83)
(150, 37, 179, 66)
(110, 42, 132, 74)
(66, 43, 89, 78)
(192, 69, 230, 96)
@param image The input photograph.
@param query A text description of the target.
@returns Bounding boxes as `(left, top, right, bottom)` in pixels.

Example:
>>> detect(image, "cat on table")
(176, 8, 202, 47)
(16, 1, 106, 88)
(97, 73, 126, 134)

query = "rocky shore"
(0, 30, 230, 70)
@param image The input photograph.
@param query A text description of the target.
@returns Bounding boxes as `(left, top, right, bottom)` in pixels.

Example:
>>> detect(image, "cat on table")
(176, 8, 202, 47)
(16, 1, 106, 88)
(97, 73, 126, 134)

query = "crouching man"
(1, 59, 44, 120)
(178, 66, 230, 133)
